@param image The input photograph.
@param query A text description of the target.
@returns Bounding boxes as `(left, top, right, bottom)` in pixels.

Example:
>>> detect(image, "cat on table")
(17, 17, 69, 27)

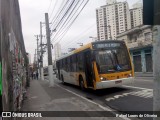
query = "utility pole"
(143, 0, 160, 118)
(34, 49, 37, 72)
(45, 13, 54, 87)
(153, 26, 160, 119)
(35, 35, 39, 79)
(40, 22, 44, 81)
(153, 1, 160, 119)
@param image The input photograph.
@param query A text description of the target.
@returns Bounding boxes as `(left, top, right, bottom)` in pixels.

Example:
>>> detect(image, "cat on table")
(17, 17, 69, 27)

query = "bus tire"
(79, 77, 85, 91)
(61, 75, 65, 84)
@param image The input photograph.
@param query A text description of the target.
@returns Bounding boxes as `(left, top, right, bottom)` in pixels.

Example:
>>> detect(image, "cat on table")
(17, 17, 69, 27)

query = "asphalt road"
(44, 75, 154, 119)
(127, 77, 153, 89)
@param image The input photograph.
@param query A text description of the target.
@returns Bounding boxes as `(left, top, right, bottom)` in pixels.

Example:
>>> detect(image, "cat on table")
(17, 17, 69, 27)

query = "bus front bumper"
(96, 77, 134, 89)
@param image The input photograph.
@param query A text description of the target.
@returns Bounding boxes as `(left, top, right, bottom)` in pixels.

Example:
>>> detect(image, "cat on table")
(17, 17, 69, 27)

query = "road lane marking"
(130, 89, 153, 98)
(106, 89, 153, 102)
(55, 84, 130, 120)
(122, 85, 153, 90)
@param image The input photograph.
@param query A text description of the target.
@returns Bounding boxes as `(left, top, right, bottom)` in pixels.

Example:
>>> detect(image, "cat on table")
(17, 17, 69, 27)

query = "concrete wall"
(0, 0, 28, 112)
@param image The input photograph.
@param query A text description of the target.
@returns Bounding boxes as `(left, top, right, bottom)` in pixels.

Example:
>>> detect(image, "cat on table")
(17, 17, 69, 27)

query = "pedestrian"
(31, 72, 33, 80)
(33, 71, 36, 79)
(36, 72, 39, 80)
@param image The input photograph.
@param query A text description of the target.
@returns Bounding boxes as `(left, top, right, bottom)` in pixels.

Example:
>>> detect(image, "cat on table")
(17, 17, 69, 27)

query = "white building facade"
(96, 0, 131, 40)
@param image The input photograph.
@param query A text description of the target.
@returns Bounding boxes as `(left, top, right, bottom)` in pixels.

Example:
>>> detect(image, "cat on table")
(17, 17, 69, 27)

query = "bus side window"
(65, 58, 68, 72)
(67, 57, 70, 72)
(63, 59, 65, 71)
(77, 53, 84, 72)
(73, 55, 77, 72)
(70, 55, 74, 72)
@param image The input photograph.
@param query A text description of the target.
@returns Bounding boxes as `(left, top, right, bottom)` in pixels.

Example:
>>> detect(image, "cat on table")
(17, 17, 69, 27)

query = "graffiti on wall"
(9, 29, 26, 111)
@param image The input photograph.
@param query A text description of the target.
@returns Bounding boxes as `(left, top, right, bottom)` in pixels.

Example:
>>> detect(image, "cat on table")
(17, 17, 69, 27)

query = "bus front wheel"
(61, 75, 65, 84)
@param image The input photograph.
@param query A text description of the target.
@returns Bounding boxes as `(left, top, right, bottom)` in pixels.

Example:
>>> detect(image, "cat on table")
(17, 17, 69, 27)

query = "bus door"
(84, 50, 93, 87)
(56, 61, 61, 79)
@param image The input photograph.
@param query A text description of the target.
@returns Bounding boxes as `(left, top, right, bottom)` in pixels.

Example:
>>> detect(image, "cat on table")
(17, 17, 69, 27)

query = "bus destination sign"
(92, 43, 122, 49)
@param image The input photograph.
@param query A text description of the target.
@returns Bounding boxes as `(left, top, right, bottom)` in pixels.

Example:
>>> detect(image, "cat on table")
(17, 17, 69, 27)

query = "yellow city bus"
(56, 40, 134, 90)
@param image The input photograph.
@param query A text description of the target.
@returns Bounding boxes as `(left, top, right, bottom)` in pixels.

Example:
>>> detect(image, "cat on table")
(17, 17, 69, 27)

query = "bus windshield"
(95, 48, 131, 74)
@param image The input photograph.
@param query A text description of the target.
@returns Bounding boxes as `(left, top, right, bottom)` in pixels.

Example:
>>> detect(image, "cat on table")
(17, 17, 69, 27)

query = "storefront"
(130, 45, 153, 73)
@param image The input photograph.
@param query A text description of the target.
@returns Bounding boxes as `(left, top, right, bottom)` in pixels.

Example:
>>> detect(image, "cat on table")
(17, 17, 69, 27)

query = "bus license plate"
(115, 80, 122, 84)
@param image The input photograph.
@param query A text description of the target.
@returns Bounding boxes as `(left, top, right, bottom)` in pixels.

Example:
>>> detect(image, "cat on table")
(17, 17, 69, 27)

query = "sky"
(19, 0, 140, 66)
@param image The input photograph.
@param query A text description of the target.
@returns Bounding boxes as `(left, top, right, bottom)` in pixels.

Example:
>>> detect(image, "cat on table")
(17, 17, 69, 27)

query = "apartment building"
(96, 0, 131, 40)
(130, 1, 143, 28)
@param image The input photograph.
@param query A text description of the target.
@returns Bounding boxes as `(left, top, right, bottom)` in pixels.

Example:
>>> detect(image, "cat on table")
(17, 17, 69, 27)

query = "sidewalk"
(22, 79, 122, 120)
(134, 72, 153, 78)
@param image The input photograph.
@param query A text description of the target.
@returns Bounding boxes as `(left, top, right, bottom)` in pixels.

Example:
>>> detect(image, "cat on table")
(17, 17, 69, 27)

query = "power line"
(50, 0, 70, 27)
(60, 22, 96, 46)
(50, 0, 82, 39)
(51, 0, 89, 44)
(62, 29, 96, 51)
(43, 0, 77, 50)
(43, 0, 90, 55)
(51, 0, 88, 42)
(53, 0, 77, 29)
(61, 24, 96, 49)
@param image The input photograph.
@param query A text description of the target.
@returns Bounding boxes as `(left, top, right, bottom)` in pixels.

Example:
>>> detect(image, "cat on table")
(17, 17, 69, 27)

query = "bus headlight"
(100, 77, 107, 81)
(128, 74, 132, 77)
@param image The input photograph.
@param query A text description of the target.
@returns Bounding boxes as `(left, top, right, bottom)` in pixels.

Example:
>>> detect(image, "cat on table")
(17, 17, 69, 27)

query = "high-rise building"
(96, 0, 131, 40)
(54, 43, 61, 60)
(130, 1, 143, 28)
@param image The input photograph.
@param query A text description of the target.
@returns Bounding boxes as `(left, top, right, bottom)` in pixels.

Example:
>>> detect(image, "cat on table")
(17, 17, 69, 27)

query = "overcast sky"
(19, 0, 140, 66)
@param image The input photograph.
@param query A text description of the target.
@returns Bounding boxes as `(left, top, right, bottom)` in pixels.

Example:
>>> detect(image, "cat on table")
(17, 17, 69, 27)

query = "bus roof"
(56, 40, 124, 61)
